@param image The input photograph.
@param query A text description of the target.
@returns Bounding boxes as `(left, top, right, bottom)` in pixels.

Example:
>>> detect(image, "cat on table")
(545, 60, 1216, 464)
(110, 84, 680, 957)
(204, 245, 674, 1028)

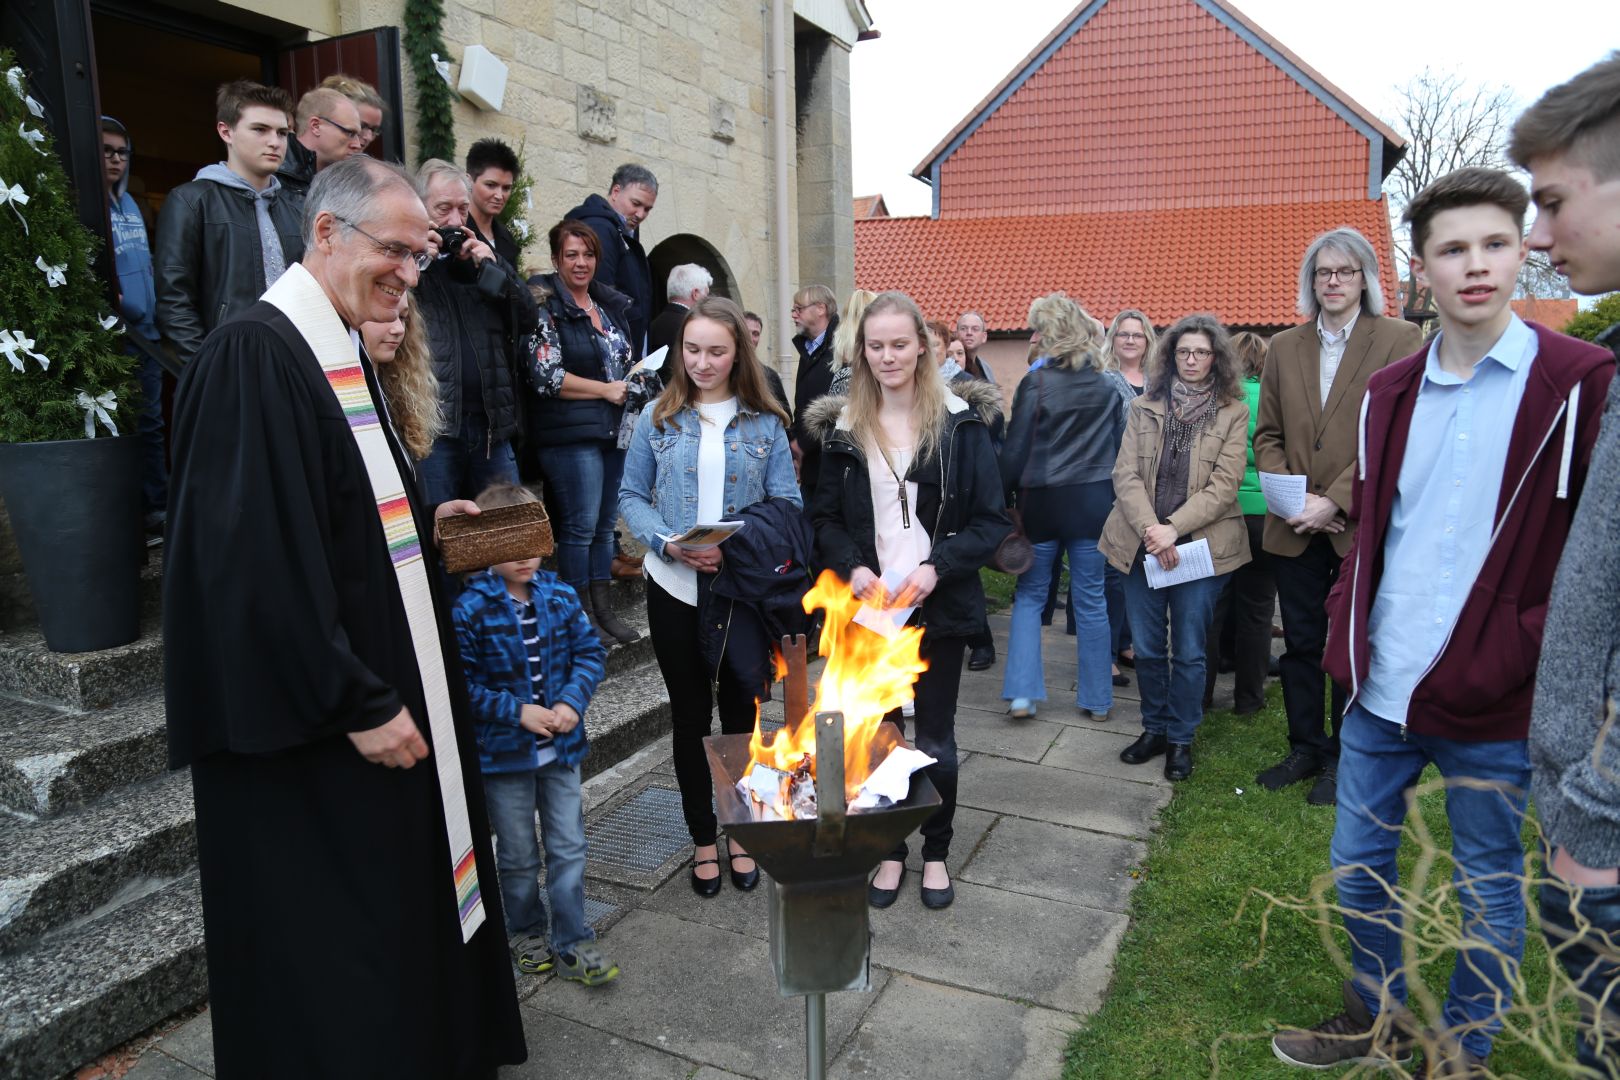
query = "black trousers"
(882, 634, 966, 863)
(1272, 532, 1347, 759)
(647, 574, 759, 847)
(1204, 515, 1276, 712)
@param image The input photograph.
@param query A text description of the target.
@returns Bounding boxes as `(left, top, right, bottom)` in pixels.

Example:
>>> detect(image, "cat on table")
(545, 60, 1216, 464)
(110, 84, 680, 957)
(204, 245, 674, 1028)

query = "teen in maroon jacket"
(1273, 168, 1615, 1075)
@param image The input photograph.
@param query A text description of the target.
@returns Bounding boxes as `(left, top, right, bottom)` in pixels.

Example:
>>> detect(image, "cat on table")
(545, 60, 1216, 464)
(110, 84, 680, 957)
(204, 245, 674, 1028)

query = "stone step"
(0, 769, 196, 954)
(581, 664, 672, 783)
(0, 869, 206, 1080)
(0, 691, 168, 817)
(0, 613, 163, 711)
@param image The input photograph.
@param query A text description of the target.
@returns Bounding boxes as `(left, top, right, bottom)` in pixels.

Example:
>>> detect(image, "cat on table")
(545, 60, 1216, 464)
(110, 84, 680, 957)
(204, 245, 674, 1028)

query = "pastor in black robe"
(163, 299, 526, 1078)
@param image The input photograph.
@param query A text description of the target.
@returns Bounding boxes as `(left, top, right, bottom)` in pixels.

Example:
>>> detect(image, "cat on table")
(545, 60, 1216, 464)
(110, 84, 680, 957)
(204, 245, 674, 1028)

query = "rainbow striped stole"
(261, 265, 486, 943)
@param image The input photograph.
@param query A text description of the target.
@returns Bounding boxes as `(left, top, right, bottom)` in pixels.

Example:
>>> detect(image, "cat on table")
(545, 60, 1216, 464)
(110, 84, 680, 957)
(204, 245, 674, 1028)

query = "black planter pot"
(0, 436, 143, 653)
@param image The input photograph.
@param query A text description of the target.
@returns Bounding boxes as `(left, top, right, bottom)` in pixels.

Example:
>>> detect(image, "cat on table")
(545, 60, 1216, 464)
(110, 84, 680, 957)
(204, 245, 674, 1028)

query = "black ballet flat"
(690, 857, 722, 898)
(869, 861, 905, 908)
(729, 854, 761, 891)
(920, 864, 955, 910)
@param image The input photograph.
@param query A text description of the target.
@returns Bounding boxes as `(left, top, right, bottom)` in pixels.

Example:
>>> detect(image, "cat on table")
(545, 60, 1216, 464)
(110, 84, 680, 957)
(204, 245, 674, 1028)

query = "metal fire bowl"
(702, 722, 941, 884)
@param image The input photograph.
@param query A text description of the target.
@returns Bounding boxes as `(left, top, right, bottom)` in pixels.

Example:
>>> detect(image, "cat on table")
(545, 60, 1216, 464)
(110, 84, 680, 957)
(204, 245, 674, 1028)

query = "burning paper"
(850, 746, 936, 810)
(738, 756, 817, 821)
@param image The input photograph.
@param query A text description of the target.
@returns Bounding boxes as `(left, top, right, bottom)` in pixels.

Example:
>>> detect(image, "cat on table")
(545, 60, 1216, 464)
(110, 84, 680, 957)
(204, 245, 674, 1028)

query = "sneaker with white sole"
(554, 942, 620, 986)
(1272, 980, 1414, 1069)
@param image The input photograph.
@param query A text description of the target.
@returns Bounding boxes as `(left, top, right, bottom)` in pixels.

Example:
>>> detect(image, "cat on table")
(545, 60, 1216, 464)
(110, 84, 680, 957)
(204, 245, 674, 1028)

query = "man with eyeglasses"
(276, 86, 365, 196)
(411, 158, 537, 514)
(155, 79, 305, 369)
(103, 116, 167, 540)
(1252, 228, 1422, 806)
(788, 284, 838, 502)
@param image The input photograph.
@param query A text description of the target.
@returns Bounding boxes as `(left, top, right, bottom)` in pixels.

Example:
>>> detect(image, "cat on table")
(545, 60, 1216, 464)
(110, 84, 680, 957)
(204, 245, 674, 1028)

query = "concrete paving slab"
(953, 709, 1063, 763)
(149, 1011, 213, 1074)
(867, 879, 1128, 1013)
(954, 677, 1079, 717)
(523, 908, 886, 1080)
(897, 805, 996, 874)
(828, 974, 1074, 1080)
(641, 855, 773, 942)
(959, 816, 1146, 914)
(692, 1070, 754, 1080)
(1038, 722, 1171, 784)
(123, 1050, 212, 1080)
(956, 754, 1168, 839)
(501, 1010, 705, 1079)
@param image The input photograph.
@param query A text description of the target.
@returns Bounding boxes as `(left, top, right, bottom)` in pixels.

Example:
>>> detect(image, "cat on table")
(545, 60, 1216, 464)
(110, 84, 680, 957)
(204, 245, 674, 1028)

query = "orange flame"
(748, 569, 929, 798)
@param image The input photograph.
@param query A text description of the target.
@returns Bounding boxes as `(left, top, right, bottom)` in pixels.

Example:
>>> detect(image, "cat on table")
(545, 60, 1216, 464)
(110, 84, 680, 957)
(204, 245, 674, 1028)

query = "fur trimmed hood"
(801, 378, 1003, 444)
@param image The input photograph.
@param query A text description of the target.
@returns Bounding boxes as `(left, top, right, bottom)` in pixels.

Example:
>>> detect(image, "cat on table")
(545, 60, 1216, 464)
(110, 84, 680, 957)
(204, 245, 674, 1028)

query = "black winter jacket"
(790, 315, 839, 494)
(565, 193, 652, 358)
(704, 497, 816, 697)
(1000, 365, 1127, 493)
(525, 273, 635, 447)
(153, 175, 305, 366)
(805, 381, 1012, 640)
(275, 139, 315, 195)
(413, 251, 535, 441)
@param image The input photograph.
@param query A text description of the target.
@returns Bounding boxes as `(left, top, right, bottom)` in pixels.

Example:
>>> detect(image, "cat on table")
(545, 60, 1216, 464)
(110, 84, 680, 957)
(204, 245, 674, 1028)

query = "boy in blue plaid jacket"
(452, 484, 617, 985)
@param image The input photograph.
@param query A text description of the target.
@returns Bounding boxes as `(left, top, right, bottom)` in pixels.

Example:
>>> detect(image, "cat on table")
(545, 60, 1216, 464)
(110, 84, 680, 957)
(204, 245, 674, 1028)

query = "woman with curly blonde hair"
(361, 293, 443, 461)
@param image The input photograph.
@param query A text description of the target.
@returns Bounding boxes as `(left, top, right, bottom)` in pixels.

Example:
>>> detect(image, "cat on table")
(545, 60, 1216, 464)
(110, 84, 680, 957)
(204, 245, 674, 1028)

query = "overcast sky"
(850, 0, 1614, 217)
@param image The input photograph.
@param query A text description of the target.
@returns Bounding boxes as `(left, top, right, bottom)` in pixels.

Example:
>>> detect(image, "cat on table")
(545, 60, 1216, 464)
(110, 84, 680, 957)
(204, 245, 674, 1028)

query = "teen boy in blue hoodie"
(452, 483, 618, 985)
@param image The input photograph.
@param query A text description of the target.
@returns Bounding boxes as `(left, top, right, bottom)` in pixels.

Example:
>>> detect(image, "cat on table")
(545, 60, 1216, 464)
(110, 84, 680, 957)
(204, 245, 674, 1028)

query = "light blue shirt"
(1359, 315, 1539, 724)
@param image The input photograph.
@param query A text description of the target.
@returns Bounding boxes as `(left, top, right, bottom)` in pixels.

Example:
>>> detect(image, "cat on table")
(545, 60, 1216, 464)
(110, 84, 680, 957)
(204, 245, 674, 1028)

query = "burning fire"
(748, 570, 930, 802)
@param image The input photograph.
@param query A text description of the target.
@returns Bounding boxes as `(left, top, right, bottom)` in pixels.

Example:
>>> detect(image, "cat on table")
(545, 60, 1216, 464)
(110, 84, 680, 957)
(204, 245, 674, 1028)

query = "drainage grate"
(585, 785, 690, 874)
(582, 896, 620, 929)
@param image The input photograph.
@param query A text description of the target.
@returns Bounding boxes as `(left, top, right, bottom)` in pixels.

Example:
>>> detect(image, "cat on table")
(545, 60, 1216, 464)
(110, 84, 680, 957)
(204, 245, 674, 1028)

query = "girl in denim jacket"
(618, 297, 799, 897)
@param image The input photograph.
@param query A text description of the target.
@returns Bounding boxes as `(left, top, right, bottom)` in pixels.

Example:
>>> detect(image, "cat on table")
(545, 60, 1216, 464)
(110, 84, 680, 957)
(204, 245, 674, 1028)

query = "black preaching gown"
(163, 301, 526, 1078)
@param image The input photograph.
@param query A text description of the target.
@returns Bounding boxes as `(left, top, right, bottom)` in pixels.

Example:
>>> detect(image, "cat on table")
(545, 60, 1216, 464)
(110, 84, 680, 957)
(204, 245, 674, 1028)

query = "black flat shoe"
(869, 861, 904, 908)
(1164, 742, 1193, 780)
(1113, 672, 1130, 687)
(920, 863, 954, 909)
(967, 644, 996, 671)
(1117, 651, 1136, 669)
(690, 858, 722, 898)
(1119, 731, 1168, 764)
(729, 854, 761, 891)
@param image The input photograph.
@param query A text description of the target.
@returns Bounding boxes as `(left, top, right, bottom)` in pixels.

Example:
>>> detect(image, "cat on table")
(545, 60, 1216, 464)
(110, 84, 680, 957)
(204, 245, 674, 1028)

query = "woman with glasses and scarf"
(1099, 314, 1250, 781)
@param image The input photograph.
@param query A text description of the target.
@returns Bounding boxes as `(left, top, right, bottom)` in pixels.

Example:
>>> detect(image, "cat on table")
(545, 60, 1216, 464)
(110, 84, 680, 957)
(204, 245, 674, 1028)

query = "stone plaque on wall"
(710, 99, 735, 143)
(577, 86, 616, 144)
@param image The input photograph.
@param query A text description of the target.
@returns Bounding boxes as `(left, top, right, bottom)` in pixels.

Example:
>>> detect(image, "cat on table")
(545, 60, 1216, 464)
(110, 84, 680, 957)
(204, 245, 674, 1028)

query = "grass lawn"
(1060, 685, 1575, 1078)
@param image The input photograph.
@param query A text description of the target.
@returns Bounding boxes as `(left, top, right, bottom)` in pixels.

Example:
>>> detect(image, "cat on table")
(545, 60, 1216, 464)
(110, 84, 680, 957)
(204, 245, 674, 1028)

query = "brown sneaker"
(1272, 980, 1414, 1069)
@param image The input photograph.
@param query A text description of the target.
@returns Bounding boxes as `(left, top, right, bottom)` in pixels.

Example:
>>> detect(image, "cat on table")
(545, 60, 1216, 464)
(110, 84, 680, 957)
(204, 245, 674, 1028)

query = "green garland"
(402, 0, 456, 165)
(0, 51, 135, 443)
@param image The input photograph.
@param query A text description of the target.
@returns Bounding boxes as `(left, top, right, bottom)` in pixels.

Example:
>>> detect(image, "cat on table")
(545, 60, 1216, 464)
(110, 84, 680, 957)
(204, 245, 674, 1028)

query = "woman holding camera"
(527, 218, 642, 647)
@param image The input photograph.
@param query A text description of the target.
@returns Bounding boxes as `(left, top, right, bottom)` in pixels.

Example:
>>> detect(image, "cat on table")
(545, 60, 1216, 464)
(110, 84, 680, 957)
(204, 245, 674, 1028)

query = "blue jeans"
(1120, 562, 1226, 743)
(418, 414, 519, 509)
(1541, 874, 1620, 1075)
(1332, 704, 1531, 1059)
(538, 442, 624, 592)
(134, 351, 168, 514)
(1004, 538, 1111, 712)
(482, 762, 595, 956)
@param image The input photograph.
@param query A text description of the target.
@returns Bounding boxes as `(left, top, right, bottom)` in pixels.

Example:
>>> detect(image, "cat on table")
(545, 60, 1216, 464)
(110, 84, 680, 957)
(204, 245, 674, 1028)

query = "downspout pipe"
(771, 0, 794, 378)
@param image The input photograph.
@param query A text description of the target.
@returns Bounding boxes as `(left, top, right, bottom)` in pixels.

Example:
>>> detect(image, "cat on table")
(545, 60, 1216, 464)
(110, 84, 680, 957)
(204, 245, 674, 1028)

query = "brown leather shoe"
(611, 554, 643, 580)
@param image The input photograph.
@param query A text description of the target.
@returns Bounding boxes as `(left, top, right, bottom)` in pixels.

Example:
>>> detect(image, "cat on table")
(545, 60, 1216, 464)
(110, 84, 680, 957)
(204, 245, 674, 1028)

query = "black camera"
(434, 226, 467, 258)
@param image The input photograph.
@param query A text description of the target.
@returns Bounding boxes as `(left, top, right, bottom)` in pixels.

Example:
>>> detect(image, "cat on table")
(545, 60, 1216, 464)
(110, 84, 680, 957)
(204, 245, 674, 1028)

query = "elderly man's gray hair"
(611, 163, 659, 194)
(302, 156, 419, 247)
(666, 263, 713, 301)
(1297, 227, 1387, 318)
(414, 157, 473, 202)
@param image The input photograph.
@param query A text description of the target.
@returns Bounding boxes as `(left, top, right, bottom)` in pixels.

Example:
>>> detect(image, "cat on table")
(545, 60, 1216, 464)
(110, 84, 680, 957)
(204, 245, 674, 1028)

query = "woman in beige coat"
(1099, 313, 1251, 780)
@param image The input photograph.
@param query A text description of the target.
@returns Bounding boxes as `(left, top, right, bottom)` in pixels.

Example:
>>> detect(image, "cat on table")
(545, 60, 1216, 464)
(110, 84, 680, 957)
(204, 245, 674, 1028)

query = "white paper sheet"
(657, 520, 745, 550)
(851, 746, 938, 810)
(1258, 471, 1308, 519)
(852, 568, 917, 639)
(1143, 538, 1216, 589)
(626, 344, 668, 378)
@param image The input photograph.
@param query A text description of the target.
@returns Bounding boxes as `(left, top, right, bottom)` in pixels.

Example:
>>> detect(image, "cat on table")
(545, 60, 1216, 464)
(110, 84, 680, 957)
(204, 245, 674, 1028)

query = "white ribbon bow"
(76, 390, 119, 438)
(99, 313, 121, 331)
(4, 67, 21, 98)
(35, 255, 64, 287)
(0, 177, 29, 235)
(430, 52, 454, 87)
(0, 328, 50, 372)
(18, 123, 46, 155)
(510, 218, 530, 241)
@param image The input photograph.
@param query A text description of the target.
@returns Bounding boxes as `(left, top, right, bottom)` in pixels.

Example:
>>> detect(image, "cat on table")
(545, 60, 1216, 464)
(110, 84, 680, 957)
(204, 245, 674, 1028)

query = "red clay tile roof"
(1511, 298, 1579, 330)
(915, 0, 1404, 218)
(854, 199, 1400, 332)
(853, 194, 890, 219)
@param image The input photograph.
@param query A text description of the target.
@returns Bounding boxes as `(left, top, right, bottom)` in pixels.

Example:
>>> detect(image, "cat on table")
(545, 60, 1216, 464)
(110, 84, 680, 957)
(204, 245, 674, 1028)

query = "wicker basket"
(435, 501, 554, 573)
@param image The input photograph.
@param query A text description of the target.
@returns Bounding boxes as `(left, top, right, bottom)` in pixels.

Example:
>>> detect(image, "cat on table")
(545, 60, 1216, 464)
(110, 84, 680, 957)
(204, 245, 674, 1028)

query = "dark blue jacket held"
(452, 569, 607, 772)
(704, 496, 816, 696)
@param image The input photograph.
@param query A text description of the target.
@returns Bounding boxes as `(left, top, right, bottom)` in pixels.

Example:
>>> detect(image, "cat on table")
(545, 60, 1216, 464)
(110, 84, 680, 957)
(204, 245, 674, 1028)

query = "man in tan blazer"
(1253, 228, 1423, 805)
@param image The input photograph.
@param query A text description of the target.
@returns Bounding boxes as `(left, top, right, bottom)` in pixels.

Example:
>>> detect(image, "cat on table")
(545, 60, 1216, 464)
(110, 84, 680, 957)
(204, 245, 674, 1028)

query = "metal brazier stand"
(703, 636, 940, 1080)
